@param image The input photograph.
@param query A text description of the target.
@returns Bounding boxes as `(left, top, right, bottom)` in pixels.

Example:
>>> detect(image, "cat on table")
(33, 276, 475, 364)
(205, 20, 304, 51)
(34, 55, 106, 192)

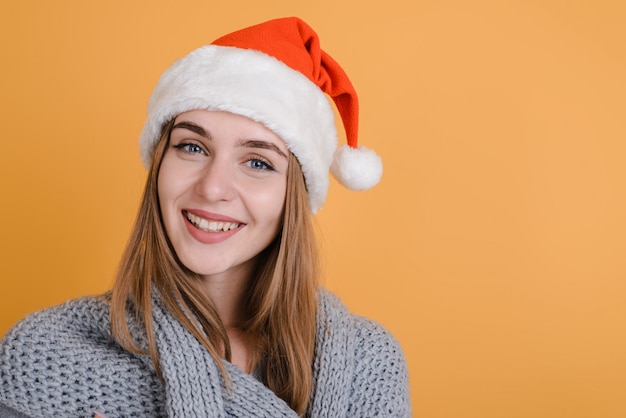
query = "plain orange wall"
(1, 1, 625, 417)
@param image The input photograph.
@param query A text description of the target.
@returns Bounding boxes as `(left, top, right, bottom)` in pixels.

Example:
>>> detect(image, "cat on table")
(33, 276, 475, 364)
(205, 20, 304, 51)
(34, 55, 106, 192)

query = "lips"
(181, 210, 245, 245)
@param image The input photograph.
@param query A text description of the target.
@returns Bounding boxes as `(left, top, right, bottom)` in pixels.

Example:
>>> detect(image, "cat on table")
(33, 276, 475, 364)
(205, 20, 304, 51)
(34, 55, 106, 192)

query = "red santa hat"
(139, 17, 382, 213)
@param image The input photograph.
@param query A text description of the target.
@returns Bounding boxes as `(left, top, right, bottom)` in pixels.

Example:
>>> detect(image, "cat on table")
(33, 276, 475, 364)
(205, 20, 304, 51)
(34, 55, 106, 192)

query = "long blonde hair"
(110, 119, 319, 414)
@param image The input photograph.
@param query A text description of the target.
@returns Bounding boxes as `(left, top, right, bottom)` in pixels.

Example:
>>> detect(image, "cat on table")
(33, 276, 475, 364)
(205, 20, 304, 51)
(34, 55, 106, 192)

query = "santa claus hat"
(139, 17, 382, 213)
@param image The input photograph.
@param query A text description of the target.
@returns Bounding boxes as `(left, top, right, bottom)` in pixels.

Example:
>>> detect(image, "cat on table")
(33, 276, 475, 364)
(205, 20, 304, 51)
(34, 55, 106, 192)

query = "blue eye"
(174, 143, 205, 154)
(246, 158, 275, 171)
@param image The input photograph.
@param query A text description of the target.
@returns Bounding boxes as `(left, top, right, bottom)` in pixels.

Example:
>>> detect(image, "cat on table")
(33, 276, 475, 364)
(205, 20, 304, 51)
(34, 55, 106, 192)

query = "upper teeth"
(185, 212, 240, 232)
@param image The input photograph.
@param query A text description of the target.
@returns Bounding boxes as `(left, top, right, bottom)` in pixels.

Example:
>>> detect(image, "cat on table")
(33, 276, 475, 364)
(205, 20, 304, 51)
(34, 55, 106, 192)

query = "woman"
(0, 17, 410, 417)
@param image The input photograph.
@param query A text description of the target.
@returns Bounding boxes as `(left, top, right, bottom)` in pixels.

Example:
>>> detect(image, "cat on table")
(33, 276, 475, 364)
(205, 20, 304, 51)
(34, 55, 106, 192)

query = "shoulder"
(1, 295, 165, 417)
(317, 289, 407, 364)
(352, 314, 407, 371)
(316, 289, 412, 417)
(0, 296, 111, 352)
(349, 314, 411, 413)
(0, 296, 113, 385)
(0, 296, 156, 417)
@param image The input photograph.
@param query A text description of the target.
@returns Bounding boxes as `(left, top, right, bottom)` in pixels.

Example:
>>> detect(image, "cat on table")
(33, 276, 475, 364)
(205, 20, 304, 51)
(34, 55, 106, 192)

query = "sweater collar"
(149, 288, 354, 417)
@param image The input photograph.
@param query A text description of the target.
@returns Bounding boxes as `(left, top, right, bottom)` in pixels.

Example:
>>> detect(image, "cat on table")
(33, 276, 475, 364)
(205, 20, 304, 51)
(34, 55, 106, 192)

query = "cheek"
(157, 155, 189, 205)
(254, 182, 287, 227)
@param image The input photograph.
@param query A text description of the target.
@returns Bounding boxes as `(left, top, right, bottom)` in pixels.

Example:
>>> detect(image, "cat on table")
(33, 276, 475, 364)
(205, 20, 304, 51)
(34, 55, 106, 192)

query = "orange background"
(1, 1, 625, 416)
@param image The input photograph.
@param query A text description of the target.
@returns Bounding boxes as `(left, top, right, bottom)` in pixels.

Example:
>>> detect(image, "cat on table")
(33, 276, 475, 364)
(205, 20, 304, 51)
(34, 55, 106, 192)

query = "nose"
(194, 157, 237, 202)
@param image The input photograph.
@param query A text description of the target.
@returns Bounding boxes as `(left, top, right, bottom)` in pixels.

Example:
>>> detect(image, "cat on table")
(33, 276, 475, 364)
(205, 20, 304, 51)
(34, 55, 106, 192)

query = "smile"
(184, 211, 241, 232)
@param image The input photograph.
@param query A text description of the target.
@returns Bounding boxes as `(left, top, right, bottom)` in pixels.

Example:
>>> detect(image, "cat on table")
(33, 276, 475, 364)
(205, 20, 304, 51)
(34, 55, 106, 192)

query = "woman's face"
(158, 110, 289, 282)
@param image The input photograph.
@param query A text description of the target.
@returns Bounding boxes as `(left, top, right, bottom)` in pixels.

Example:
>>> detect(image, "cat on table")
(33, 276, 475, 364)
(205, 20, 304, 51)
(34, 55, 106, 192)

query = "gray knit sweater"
(0, 290, 410, 417)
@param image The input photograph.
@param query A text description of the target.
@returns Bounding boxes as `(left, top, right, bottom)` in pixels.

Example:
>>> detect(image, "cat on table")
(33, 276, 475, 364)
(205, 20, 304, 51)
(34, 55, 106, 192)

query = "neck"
(199, 261, 260, 372)
(199, 263, 254, 329)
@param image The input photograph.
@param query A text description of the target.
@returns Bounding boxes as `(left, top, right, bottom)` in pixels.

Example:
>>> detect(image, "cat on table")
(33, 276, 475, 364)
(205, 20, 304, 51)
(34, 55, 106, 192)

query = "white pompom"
(330, 145, 383, 190)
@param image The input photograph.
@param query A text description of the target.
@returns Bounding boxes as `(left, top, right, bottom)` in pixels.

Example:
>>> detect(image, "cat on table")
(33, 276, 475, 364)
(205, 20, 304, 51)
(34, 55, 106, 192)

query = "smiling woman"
(0, 17, 409, 418)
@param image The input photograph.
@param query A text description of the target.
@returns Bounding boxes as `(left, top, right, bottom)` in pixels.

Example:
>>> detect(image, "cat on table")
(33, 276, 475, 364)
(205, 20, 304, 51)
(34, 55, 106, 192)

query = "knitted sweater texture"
(0, 290, 410, 417)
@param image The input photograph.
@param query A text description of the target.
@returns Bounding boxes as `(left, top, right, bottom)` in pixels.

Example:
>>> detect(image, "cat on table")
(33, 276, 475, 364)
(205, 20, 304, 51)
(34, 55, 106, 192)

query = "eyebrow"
(171, 121, 211, 139)
(238, 139, 288, 159)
